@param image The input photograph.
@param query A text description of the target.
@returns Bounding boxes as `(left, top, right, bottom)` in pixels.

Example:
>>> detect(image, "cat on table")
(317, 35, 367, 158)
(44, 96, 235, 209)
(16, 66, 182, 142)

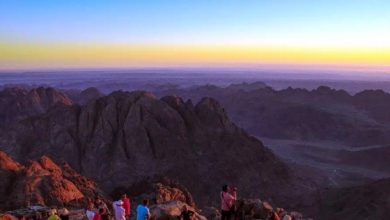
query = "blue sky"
(1, 1, 390, 70)
(1, 0, 389, 46)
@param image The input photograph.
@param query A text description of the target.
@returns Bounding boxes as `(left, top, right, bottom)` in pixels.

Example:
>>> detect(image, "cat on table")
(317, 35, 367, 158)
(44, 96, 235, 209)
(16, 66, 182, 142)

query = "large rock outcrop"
(149, 201, 206, 220)
(0, 151, 107, 210)
(117, 177, 195, 208)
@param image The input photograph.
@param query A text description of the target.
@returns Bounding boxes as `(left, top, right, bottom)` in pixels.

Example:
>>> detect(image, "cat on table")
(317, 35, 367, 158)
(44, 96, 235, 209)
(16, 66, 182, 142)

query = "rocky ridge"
(158, 83, 390, 146)
(0, 88, 310, 209)
(0, 151, 107, 210)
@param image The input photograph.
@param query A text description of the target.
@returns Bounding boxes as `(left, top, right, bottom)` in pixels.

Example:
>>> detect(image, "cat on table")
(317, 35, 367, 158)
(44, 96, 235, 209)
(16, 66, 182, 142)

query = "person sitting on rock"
(121, 193, 131, 219)
(220, 185, 237, 220)
(95, 197, 111, 216)
(179, 205, 194, 220)
(282, 214, 292, 220)
(47, 209, 60, 220)
(136, 199, 151, 220)
(58, 207, 70, 220)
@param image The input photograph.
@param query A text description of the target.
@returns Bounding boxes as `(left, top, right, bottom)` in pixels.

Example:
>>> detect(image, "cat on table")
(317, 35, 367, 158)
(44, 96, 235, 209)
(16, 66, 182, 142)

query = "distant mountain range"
(158, 82, 390, 147)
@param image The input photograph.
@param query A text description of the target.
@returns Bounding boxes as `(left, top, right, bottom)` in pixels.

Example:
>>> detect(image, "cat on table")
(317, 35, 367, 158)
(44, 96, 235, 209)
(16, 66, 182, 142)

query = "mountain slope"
(311, 178, 390, 220)
(0, 89, 309, 207)
(0, 87, 72, 128)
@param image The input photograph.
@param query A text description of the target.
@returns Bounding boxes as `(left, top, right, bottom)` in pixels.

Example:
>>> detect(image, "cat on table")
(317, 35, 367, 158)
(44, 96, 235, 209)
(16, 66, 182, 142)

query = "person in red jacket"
(93, 208, 105, 220)
(271, 210, 280, 220)
(122, 193, 131, 218)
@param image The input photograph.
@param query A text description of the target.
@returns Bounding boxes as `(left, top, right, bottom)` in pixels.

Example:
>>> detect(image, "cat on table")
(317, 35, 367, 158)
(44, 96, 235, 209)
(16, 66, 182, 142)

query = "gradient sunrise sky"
(0, 0, 390, 71)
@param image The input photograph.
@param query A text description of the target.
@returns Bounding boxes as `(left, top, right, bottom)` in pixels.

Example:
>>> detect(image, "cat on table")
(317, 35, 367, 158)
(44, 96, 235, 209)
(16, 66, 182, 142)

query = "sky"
(0, 0, 390, 71)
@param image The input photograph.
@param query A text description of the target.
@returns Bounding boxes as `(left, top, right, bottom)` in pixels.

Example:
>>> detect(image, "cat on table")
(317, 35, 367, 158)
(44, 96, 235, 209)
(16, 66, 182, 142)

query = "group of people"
(220, 185, 294, 220)
(112, 198, 150, 220)
(85, 194, 151, 220)
(85, 196, 113, 220)
(47, 208, 69, 220)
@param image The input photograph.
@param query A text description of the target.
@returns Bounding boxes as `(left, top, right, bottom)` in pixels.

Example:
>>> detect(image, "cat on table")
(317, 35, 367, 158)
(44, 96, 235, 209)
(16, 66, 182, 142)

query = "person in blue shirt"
(136, 199, 151, 220)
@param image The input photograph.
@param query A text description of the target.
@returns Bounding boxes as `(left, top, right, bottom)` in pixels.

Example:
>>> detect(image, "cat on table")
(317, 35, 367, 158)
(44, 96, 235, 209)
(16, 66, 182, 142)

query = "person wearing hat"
(113, 200, 126, 220)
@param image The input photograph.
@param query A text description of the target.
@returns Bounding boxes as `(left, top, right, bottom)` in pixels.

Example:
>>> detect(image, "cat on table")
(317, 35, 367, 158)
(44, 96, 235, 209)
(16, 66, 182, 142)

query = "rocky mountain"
(158, 83, 390, 147)
(0, 151, 107, 210)
(0, 88, 311, 209)
(2, 86, 388, 220)
(64, 87, 103, 105)
(0, 87, 72, 128)
(225, 81, 268, 92)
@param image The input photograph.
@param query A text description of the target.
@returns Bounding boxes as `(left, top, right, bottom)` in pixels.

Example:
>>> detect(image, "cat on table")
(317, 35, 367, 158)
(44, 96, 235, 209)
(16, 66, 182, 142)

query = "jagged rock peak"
(0, 151, 107, 210)
(0, 151, 22, 172)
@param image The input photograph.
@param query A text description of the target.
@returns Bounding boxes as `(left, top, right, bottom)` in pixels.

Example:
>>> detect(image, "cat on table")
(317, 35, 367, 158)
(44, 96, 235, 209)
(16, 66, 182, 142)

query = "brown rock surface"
(149, 200, 206, 220)
(0, 151, 106, 210)
(121, 178, 195, 208)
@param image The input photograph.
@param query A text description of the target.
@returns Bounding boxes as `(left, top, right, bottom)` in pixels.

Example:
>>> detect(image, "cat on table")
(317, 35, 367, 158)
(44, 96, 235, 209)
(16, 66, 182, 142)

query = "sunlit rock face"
(0, 151, 107, 210)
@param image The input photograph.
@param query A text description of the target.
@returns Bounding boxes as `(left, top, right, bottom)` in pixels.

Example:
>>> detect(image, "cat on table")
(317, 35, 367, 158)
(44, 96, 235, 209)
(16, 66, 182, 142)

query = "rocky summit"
(0, 151, 107, 210)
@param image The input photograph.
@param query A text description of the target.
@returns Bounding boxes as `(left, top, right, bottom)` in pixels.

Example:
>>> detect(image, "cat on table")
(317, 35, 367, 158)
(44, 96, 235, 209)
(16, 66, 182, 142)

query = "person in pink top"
(220, 185, 237, 220)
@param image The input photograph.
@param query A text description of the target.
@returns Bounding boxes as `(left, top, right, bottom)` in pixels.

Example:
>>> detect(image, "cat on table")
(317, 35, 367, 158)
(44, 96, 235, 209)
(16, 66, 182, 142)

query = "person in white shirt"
(113, 200, 126, 220)
(86, 202, 96, 220)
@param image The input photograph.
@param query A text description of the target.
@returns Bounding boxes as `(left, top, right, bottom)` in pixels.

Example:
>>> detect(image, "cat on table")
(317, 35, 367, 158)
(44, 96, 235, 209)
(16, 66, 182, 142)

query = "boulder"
(149, 201, 206, 220)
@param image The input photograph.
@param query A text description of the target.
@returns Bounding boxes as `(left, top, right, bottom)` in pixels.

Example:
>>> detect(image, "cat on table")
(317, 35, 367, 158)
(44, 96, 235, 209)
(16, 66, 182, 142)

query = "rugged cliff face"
(1, 89, 305, 207)
(0, 151, 107, 210)
(0, 87, 72, 128)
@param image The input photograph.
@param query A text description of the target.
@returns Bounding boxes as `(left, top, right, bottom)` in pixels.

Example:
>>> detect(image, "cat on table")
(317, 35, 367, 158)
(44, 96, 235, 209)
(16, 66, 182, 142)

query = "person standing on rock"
(113, 200, 126, 220)
(220, 185, 237, 220)
(136, 199, 151, 220)
(93, 208, 106, 220)
(86, 203, 96, 220)
(121, 194, 131, 219)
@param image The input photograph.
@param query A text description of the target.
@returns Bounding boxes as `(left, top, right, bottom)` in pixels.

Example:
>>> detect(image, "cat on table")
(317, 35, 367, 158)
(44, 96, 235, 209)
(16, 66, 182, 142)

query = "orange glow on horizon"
(1, 42, 390, 71)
